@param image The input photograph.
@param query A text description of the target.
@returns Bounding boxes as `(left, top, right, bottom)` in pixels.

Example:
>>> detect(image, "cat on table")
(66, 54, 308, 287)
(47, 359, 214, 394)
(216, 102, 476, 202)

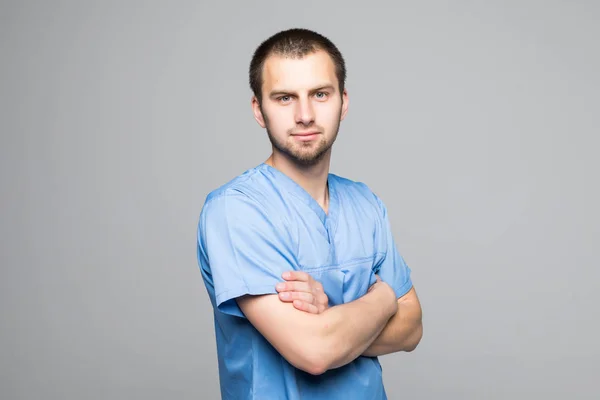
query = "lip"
(292, 131, 320, 136)
(291, 132, 320, 142)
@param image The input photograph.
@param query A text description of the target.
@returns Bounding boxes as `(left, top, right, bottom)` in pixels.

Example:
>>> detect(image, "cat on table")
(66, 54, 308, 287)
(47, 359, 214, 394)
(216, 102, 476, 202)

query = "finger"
(278, 291, 314, 304)
(276, 281, 312, 293)
(282, 270, 311, 282)
(314, 281, 324, 292)
(293, 299, 319, 314)
(318, 293, 329, 306)
(318, 303, 329, 313)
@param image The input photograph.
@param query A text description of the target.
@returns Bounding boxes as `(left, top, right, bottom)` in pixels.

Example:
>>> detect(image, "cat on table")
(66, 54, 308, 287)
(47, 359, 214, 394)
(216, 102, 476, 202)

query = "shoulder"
(204, 166, 261, 204)
(329, 173, 386, 217)
(197, 167, 293, 255)
(199, 165, 282, 229)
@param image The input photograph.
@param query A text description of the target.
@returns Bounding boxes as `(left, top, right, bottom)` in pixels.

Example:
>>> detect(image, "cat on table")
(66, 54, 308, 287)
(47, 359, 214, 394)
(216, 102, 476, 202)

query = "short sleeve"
(197, 193, 297, 317)
(373, 195, 413, 299)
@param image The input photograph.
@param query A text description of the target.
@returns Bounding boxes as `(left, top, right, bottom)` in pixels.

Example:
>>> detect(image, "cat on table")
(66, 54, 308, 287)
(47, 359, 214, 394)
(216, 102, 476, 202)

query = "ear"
(251, 96, 266, 128)
(340, 88, 349, 121)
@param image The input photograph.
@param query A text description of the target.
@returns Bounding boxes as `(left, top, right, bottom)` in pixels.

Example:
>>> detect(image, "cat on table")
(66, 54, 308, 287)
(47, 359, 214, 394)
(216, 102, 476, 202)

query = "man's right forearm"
(318, 283, 397, 370)
(237, 280, 398, 375)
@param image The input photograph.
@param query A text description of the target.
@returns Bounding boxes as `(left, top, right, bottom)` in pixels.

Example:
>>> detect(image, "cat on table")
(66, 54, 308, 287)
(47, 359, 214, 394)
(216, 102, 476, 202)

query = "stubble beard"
(263, 106, 342, 167)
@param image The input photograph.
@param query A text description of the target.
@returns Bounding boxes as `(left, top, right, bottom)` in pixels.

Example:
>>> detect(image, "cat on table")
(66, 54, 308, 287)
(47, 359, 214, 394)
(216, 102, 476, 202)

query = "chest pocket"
(308, 257, 381, 306)
(291, 192, 387, 305)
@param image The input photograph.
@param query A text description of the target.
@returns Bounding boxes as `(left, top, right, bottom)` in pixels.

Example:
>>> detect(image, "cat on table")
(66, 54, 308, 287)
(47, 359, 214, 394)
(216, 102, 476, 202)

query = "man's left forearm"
(362, 287, 423, 357)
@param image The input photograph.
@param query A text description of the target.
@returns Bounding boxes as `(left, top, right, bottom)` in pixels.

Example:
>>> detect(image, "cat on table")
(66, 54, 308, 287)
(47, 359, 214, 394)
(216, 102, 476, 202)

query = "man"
(197, 28, 423, 399)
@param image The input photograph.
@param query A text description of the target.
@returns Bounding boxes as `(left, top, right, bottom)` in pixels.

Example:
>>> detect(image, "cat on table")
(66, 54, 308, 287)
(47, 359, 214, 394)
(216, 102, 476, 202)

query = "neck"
(265, 150, 331, 213)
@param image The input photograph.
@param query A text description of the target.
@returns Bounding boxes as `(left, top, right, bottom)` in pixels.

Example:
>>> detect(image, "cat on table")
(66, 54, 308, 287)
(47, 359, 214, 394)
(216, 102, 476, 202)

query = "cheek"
(265, 108, 294, 130)
(317, 104, 341, 126)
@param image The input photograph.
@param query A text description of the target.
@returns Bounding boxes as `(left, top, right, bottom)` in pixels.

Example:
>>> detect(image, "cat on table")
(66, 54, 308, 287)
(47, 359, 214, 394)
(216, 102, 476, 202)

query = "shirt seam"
(298, 253, 386, 272)
(394, 278, 414, 299)
(215, 284, 279, 306)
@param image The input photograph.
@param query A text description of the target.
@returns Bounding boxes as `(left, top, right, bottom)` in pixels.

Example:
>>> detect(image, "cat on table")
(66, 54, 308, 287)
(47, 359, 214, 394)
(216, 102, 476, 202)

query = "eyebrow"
(269, 84, 336, 98)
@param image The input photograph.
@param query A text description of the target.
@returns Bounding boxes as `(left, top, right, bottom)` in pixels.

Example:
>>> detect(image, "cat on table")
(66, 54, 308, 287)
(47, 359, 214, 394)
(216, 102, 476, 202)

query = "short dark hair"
(249, 28, 346, 103)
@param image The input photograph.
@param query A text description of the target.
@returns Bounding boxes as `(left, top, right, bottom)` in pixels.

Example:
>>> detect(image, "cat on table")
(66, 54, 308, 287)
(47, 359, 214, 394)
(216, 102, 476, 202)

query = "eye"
(279, 95, 292, 103)
(315, 92, 328, 100)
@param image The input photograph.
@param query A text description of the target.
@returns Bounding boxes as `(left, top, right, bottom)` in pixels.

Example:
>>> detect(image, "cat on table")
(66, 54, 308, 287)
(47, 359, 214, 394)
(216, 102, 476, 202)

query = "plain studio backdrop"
(1, 1, 598, 399)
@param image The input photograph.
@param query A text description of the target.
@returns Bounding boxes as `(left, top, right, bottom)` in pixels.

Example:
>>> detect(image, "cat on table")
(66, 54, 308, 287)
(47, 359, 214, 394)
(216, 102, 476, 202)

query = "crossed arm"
(236, 271, 423, 375)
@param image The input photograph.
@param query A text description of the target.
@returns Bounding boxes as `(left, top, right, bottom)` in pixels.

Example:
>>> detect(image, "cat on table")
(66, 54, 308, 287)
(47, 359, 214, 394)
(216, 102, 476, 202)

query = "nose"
(295, 97, 315, 126)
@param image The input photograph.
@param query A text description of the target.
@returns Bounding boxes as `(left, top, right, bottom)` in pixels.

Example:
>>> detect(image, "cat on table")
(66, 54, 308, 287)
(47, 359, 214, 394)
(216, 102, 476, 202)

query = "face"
(252, 50, 348, 166)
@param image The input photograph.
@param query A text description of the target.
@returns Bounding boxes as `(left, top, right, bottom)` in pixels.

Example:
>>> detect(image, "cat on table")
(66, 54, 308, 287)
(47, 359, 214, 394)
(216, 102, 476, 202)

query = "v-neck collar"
(258, 163, 339, 230)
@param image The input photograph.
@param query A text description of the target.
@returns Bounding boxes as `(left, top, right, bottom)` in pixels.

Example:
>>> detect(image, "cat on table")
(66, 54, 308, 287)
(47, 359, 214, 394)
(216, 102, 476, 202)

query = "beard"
(263, 106, 342, 167)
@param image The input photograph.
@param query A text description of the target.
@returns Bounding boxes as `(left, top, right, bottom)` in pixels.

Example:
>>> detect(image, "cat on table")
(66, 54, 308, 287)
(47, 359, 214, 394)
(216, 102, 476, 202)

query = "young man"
(197, 28, 423, 399)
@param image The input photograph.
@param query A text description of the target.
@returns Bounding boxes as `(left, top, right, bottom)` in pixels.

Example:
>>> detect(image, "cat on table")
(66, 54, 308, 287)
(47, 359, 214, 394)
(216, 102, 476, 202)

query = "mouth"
(291, 131, 321, 141)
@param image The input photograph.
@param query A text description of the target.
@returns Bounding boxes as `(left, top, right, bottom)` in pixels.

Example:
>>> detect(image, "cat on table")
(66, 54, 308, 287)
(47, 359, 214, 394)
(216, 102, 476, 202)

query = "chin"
(291, 151, 328, 166)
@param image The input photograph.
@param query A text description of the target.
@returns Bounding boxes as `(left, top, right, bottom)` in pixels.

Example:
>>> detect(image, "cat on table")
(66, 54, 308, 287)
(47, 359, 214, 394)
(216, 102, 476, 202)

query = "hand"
(368, 274, 398, 316)
(276, 271, 329, 314)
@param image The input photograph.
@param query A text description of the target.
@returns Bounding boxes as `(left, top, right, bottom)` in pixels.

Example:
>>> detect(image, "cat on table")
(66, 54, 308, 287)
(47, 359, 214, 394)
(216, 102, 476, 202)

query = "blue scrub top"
(197, 163, 413, 400)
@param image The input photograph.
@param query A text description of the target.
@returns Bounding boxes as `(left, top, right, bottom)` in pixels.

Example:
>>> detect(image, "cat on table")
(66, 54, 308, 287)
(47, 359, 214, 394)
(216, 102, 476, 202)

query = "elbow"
(290, 350, 329, 376)
(404, 341, 419, 353)
(289, 332, 340, 376)
(293, 341, 335, 376)
(282, 315, 344, 375)
(302, 360, 329, 376)
(404, 322, 423, 352)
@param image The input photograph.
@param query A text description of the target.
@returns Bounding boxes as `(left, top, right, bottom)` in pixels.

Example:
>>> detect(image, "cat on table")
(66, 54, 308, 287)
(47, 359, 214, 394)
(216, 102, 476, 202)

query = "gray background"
(1, 1, 598, 399)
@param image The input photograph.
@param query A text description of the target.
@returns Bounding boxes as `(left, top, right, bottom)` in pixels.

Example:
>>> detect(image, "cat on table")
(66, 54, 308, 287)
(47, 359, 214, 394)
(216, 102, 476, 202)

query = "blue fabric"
(197, 163, 412, 400)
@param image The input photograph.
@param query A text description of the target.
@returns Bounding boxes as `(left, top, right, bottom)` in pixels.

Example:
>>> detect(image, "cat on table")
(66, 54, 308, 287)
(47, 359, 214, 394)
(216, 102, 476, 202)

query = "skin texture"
(251, 50, 348, 212)
(276, 271, 329, 314)
(278, 272, 423, 357)
(237, 276, 398, 375)
(236, 49, 423, 375)
(253, 51, 347, 167)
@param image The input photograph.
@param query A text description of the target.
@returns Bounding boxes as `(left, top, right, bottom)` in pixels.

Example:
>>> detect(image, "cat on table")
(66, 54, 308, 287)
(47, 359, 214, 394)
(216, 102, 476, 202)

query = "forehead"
(262, 50, 338, 91)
